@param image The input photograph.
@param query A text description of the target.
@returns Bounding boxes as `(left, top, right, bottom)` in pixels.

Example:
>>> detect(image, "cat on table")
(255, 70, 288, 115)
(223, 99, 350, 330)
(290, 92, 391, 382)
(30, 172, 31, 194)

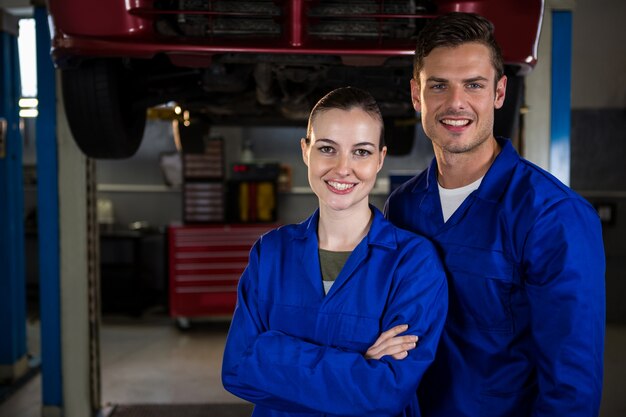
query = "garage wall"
(95, 120, 434, 227)
(95, 120, 182, 228)
(569, 0, 626, 323)
(570, 0, 626, 110)
(570, 0, 626, 190)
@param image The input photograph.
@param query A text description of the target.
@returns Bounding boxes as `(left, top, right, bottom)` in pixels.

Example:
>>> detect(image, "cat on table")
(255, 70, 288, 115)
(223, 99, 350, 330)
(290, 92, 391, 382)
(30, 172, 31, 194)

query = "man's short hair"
(413, 12, 505, 84)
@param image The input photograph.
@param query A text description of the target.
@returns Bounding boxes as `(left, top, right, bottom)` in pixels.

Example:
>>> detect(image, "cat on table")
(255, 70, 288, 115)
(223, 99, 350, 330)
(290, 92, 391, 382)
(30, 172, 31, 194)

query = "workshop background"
(1, 0, 625, 416)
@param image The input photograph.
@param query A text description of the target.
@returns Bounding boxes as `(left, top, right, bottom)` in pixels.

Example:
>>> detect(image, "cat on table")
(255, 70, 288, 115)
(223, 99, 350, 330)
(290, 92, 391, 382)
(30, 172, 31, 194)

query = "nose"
(335, 152, 352, 176)
(446, 85, 467, 110)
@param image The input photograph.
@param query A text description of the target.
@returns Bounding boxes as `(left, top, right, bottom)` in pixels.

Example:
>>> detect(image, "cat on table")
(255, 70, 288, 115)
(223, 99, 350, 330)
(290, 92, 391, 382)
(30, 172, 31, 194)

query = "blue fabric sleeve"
(523, 199, 605, 416)
(222, 239, 448, 416)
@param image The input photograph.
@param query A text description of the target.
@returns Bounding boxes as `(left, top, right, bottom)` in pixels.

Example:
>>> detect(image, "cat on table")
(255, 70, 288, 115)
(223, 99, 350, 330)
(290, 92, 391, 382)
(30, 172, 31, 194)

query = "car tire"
(61, 59, 147, 159)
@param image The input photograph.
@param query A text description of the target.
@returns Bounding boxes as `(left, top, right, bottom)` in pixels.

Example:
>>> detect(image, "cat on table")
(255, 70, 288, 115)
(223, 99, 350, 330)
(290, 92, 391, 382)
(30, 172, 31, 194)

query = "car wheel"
(61, 59, 147, 159)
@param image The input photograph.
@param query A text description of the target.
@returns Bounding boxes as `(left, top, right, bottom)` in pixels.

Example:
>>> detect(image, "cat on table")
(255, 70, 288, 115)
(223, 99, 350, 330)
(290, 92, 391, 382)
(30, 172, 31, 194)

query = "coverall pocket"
(479, 382, 536, 417)
(267, 303, 320, 341)
(444, 246, 516, 332)
(332, 313, 379, 352)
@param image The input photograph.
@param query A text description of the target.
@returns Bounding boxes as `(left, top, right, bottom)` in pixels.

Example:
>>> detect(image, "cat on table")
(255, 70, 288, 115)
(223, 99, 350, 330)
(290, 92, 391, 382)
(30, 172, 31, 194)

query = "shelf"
(280, 181, 390, 196)
(97, 184, 181, 193)
(97, 181, 392, 196)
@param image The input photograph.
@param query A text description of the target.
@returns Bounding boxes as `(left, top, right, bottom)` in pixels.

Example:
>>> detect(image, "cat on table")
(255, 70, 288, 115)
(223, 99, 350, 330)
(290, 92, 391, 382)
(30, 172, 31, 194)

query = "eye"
(354, 148, 373, 157)
(430, 83, 446, 90)
(317, 145, 335, 154)
(467, 82, 484, 89)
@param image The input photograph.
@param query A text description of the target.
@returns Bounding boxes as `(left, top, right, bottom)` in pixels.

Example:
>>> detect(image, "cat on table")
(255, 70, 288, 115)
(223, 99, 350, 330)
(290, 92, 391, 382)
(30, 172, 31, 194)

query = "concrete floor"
(1, 317, 625, 417)
(0, 315, 246, 417)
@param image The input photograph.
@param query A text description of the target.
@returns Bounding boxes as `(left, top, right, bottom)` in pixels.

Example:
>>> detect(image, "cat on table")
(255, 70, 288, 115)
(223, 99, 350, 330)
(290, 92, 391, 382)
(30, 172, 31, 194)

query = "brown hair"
(306, 87, 385, 150)
(413, 12, 504, 85)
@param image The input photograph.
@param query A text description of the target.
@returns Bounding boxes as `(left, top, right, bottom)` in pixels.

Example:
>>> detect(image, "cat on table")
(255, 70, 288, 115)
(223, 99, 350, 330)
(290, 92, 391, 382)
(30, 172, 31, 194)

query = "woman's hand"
(365, 324, 419, 360)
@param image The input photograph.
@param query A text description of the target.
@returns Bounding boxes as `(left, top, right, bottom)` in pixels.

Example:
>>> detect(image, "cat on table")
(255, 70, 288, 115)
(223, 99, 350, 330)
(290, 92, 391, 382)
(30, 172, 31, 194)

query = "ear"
(494, 75, 507, 110)
(377, 146, 388, 173)
(410, 78, 422, 113)
(300, 138, 309, 167)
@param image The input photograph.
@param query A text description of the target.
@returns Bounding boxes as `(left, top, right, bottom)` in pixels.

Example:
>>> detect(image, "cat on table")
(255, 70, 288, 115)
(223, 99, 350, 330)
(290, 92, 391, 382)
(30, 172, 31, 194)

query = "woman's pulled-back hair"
(413, 12, 504, 85)
(306, 86, 385, 150)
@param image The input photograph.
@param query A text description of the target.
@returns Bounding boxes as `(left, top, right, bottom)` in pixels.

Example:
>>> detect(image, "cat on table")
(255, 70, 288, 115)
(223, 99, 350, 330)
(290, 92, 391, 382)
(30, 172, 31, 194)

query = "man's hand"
(365, 324, 418, 360)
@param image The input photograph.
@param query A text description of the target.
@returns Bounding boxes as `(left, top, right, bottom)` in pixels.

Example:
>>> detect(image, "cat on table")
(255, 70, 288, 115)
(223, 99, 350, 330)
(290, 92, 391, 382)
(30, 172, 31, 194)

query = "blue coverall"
(222, 207, 448, 417)
(384, 138, 606, 417)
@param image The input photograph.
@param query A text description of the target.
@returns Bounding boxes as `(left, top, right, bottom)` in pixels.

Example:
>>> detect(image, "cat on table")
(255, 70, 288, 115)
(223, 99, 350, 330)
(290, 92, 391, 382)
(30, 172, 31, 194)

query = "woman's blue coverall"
(222, 207, 448, 417)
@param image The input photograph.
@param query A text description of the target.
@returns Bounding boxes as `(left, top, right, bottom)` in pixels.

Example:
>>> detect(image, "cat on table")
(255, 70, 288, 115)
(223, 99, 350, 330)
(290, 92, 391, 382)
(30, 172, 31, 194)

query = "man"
(384, 12, 606, 417)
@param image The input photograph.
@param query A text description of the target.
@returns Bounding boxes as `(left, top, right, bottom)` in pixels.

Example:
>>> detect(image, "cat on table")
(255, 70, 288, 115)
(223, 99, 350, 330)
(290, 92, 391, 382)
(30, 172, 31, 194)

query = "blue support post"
(0, 11, 27, 382)
(35, 6, 63, 409)
(550, 10, 572, 186)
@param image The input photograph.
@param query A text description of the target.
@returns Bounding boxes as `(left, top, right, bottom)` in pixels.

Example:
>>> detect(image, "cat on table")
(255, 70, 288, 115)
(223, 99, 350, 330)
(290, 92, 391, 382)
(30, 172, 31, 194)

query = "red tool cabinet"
(168, 224, 276, 324)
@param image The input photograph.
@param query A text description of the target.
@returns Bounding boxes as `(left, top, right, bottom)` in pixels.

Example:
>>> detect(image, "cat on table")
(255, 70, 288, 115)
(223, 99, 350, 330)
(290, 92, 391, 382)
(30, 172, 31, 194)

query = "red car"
(47, 0, 544, 158)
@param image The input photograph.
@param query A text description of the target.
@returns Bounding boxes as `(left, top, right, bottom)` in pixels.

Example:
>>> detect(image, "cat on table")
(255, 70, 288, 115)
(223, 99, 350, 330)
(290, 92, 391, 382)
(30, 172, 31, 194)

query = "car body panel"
(49, 0, 543, 73)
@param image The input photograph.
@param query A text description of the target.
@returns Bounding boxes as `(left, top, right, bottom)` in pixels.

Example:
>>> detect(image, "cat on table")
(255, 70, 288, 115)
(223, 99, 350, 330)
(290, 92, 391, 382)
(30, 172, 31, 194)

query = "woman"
(222, 87, 447, 416)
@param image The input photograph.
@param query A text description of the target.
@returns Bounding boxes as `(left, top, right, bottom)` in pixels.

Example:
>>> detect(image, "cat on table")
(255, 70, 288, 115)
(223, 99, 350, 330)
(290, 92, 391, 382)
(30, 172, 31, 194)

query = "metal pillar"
(35, 7, 63, 415)
(549, 10, 572, 186)
(36, 6, 100, 416)
(0, 9, 27, 384)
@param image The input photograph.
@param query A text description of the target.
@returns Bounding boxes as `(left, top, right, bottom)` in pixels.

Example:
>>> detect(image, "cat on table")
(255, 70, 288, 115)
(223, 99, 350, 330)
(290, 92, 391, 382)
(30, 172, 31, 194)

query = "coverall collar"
(416, 137, 519, 204)
(293, 205, 397, 251)
(292, 206, 398, 299)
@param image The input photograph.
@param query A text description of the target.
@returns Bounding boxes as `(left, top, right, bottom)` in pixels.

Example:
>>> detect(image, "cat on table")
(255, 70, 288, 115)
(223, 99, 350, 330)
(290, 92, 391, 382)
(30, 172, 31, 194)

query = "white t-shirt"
(438, 177, 483, 222)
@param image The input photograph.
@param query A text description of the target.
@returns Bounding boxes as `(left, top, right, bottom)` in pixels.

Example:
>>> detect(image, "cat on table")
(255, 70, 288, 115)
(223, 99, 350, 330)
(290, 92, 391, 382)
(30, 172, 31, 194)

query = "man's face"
(411, 42, 506, 155)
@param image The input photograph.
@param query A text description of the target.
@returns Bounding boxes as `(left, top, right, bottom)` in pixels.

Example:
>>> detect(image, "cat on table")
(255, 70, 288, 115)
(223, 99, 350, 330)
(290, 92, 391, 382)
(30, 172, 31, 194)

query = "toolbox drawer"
(168, 224, 276, 318)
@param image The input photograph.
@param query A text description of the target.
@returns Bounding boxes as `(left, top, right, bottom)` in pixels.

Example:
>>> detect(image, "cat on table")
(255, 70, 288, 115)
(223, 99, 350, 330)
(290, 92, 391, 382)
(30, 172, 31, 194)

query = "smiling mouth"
(327, 181, 355, 191)
(441, 118, 471, 127)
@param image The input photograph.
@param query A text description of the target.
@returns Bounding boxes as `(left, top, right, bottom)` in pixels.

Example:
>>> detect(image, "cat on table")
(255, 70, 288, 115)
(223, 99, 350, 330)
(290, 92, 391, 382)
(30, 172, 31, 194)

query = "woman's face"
(301, 107, 386, 213)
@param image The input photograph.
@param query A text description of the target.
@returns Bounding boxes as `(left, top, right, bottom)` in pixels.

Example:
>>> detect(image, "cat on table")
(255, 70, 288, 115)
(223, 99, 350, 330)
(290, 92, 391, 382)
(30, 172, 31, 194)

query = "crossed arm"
(365, 324, 418, 360)
(221, 240, 447, 416)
